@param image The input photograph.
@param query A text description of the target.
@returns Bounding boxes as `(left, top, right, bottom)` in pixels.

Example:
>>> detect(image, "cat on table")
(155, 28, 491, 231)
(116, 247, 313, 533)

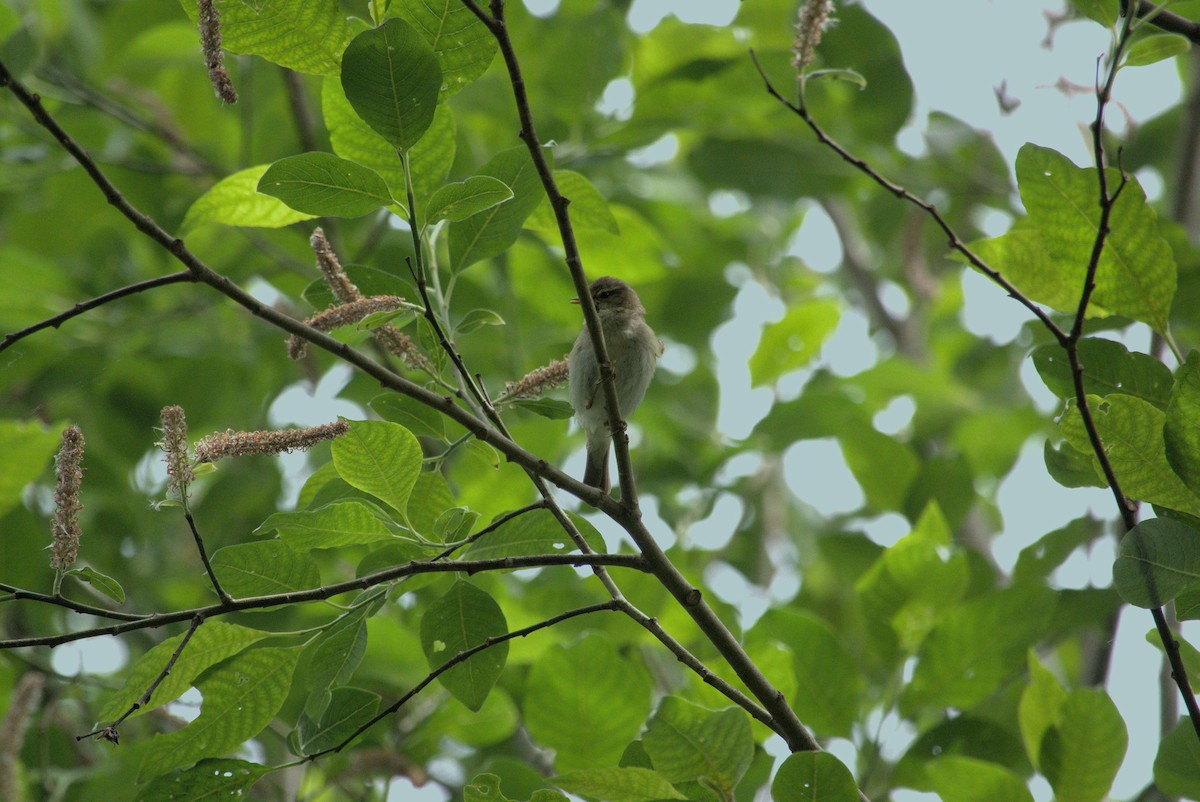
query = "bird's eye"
(597, 289, 616, 299)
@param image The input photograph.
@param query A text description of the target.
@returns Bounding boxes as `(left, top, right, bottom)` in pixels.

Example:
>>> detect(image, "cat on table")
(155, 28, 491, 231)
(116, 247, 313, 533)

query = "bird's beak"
(570, 297, 581, 304)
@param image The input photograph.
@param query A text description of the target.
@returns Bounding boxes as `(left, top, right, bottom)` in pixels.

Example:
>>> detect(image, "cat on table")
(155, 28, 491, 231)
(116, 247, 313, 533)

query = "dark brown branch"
(0, 582, 149, 622)
(0, 271, 196, 353)
(76, 613, 206, 741)
(454, 1, 816, 753)
(0, 553, 647, 650)
(1134, 0, 1200, 43)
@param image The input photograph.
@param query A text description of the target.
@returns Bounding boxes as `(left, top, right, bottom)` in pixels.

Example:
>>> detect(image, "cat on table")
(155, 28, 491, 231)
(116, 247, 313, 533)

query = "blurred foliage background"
(2, 0, 1200, 800)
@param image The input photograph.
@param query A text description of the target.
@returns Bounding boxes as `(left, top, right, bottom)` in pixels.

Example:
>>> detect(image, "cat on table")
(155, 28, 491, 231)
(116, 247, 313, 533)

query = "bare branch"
(1, 271, 196, 354)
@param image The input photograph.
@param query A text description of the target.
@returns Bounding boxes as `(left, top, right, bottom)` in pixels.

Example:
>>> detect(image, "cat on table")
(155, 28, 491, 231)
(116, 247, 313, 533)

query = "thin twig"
(305, 600, 622, 759)
(0, 553, 647, 650)
(1134, 0, 1200, 43)
(0, 271, 196, 353)
(183, 510, 234, 604)
(76, 613, 206, 741)
(748, 50, 1069, 348)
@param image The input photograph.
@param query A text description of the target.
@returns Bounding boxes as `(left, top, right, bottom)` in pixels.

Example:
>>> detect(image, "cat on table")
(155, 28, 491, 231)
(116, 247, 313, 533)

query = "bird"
(568, 276, 661, 493)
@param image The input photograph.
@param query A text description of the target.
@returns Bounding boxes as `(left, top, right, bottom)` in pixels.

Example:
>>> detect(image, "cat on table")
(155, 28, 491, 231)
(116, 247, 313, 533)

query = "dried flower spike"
(504, 357, 570, 400)
(287, 295, 407, 360)
(0, 671, 44, 800)
(50, 425, 85, 571)
(198, 0, 238, 104)
(160, 405, 194, 497)
(310, 228, 361, 305)
(194, 420, 350, 464)
(793, 0, 833, 73)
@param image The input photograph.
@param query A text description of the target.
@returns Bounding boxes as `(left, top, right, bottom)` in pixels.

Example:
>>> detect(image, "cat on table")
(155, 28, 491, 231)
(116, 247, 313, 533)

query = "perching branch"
(183, 510, 233, 605)
(458, 0, 821, 756)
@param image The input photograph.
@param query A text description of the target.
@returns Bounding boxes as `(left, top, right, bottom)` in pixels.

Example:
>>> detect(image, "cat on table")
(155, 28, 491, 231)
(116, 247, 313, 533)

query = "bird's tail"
(583, 440, 610, 494)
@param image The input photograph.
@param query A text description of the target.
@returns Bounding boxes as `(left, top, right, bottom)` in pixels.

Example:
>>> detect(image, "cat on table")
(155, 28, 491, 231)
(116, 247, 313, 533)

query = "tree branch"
(0, 271, 196, 353)
(0, 581, 150, 622)
(0, 553, 647, 650)
(1134, 0, 1200, 43)
(749, 50, 1069, 348)
(183, 510, 233, 605)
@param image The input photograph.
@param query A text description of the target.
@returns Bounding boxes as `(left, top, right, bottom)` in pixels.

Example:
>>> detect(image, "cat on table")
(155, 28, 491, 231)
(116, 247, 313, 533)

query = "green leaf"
(925, 756, 1034, 802)
(100, 622, 272, 720)
(1016, 144, 1176, 332)
(509, 398, 576, 420)
(1032, 338, 1173, 409)
(406, 471, 458, 538)
(388, 0, 497, 97)
(134, 759, 269, 802)
(179, 0, 346, 74)
(1040, 688, 1127, 802)
(464, 508, 605, 561)
(1124, 33, 1190, 67)
(1112, 517, 1200, 608)
(0, 420, 62, 520)
(449, 146, 551, 271)
(258, 500, 397, 551)
(370, 394, 448, 440)
(751, 609, 861, 737)
(210, 540, 320, 596)
(464, 775, 515, 802)
(418, 688, 518, 748)
(1044, 438, 1105, 488)
(524, 634, 652, 772)
(297, 687, 380, 755)
(1166, 351, 1200, 495)
(340, 18, 442, 151)
(323, 75, 456, 205)
(180, 165, 316, 234)
(1059, 395, 1200, 513)
(64, 566, 125, 603)
(331, 420, 423, 515)
(454, 307, 506, 335)
(526, 170, 620, 236)
(771, 752, 860, 802)
(301, 607, 369, 714)
(969, 217, 1078, 314)
(257, 152, 394, 217)
(1018, 652, 1069, 771)
(1073, 0, 1118, 27)
(552, 768, 686, 802)
(432, 506, 478, 542)
(901, 585, 1055, 714)
(425, 176, 513, 225)
(806, 67, 868, 88)
(642, 697, 753, 793)
(419, 580, 508, 711)
(1154, 716, 1200, 799)
(856, 503, 970, 654)
(893, 717, 1029, 791)
(749, 300, 841, 386)
(138, 647, 299, 781)
(1013, 517, 1104, 584)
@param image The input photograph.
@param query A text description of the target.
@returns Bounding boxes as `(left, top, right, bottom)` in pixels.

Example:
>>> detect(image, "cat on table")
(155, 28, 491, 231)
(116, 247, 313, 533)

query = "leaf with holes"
(420, 581, 508, 711)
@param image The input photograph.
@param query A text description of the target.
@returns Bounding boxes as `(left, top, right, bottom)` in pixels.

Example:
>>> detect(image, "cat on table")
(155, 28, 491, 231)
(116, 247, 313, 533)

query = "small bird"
(568, 276, 661, 493)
